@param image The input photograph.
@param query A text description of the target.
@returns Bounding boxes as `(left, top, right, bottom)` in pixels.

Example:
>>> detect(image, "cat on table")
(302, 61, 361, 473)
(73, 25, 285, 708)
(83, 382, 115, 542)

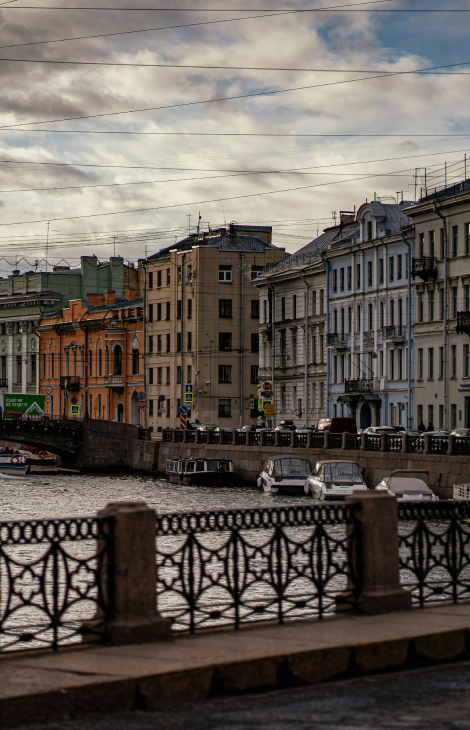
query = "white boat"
(305, 460, 367, 500)
(453, 483, 470, 501)
(257, 455, 311, 494)
(166, 458, 236, 486)
(375, 470, 438, 502)
(0, 453, 29, 475)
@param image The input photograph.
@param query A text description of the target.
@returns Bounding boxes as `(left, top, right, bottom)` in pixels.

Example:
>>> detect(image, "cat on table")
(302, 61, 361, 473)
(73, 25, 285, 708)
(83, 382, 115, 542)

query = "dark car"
(316, 417, 357, 435)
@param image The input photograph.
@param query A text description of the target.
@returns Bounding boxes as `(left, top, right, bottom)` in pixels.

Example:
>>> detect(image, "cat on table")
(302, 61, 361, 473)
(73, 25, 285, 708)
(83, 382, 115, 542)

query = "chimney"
(126, 287, 136, 300)
(105, 290, 116, 305)
(86, 293, 104, 306)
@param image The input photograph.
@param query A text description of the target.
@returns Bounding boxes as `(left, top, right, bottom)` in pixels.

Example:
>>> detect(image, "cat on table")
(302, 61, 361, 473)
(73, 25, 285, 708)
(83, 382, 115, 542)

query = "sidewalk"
(2, 603, 470, 728)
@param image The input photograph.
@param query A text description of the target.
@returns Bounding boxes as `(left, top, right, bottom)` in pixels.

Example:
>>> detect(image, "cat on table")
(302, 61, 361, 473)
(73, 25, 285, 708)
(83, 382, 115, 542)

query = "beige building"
(404, 182, 470, 430)
(143, 224, 287, 430)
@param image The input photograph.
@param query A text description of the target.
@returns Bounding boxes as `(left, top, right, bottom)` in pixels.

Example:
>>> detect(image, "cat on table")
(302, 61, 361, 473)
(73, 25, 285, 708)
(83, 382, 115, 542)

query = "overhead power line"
(2, 4, 470, 11)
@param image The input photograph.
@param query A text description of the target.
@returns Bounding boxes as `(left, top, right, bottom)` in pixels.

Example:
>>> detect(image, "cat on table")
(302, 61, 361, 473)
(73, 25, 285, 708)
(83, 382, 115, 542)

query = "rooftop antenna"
(331, 211, 337, 225)
(45, 221, 50, 272)
(187, 213, 191, 235)
(221, 203, 227, 228)
(197, 211, 201, 234)
(113, 236, 116, 257)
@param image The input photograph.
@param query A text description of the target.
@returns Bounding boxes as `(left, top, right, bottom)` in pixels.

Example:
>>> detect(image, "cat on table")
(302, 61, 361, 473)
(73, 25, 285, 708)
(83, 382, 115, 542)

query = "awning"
(336, 395, 357, 404)
(360, 394, 381, 403)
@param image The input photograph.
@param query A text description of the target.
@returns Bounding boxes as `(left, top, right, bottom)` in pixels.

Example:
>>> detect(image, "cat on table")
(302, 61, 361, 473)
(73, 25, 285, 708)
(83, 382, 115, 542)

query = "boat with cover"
(0, 450, 29, 475)
(166, 458, 236, 486)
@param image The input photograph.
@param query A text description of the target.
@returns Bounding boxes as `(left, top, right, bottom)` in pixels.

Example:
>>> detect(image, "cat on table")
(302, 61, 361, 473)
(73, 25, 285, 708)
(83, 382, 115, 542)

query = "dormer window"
(367, 220, 373, 240)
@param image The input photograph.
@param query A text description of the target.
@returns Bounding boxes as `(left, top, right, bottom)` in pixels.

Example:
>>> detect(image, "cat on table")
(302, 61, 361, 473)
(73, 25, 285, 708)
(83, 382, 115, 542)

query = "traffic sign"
(185, 384, 193, 393)
(179, 405, 188, 415)
(70, 404, 80, 417)
(94, 397, 99, 411)
(71, 396, 78, 405)
(264, 391, 273, 397)
(260, 399, 273, 411)
(63, 390, 68, 398)
(184, 392, 194, 404)
(180, 414, 187, 431)
(46, 386, 52, 395)
(45, 395, 52, 403)
(138, 400, 146, 410)
(263, 381, 271, 391)
(265, 403, 275, 415)
(158, 395, 166, 402)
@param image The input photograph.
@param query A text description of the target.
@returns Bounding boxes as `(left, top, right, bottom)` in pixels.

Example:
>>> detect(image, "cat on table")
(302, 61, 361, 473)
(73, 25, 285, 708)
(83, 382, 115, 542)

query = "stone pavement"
(2, 603, 470, 728)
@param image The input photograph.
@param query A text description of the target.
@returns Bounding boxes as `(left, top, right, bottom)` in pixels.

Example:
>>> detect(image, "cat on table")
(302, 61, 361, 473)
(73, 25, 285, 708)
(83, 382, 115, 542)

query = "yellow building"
(142, 224, 287, 430)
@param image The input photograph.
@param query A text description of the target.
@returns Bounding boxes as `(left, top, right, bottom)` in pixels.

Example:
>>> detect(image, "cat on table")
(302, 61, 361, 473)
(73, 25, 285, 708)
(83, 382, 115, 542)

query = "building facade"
(324, 201, 414, 429)
(404, 183, 470, 430)
(36, 289, 144, 423)
(0, 256, 138, 399)
(143, 224, 287, 430)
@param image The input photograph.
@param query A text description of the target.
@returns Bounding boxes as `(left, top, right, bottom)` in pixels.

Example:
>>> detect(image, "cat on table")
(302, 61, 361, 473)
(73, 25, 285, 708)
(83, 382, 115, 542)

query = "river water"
(0, 473, 309, 522)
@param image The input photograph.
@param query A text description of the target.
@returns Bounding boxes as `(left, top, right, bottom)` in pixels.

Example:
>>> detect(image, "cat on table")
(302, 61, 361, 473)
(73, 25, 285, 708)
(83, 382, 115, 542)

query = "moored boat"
(0, 452, 29, 475)
(166, 458, 236, 486)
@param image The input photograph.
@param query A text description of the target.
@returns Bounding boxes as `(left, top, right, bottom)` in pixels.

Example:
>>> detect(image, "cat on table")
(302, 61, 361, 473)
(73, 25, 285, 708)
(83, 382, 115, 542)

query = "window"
(157, 335, 162, 354)
(219, 265, 232, 282)
(452, 286, 458, 319)
(440, 289, 444, 320)
(251, 300, 259, 318)
(439, 404, 444, 429)
(251, 265, 264, 281)
(187, 299, 192, 318)
(187, 331, 192, 351)
(466, 285, 470, 312)
(367, 261, 372, 287)
(429, 230, 435, 258)
(97, 349, 102, 376)
(157, 270, 162, 288)
(356, 263, 361, 289)
(132, 349, 139, 375)
(149, 271, 154, 289)
(452, 345, 457, 378)
(319, 335, 324, 363)
(177, 266, 182, 284)
(465, 344, 470, 377)
(64, 349, 69, 376)
(166, 268, 170, 285)
(418, 348, 423, 380)
(166, 366, 170, 384)
(187, 365, 192, 382)
(149, 400, 154, 417)
(429, 290, 434, 321)
(397, 254, 402, 280)
(451, 404, 457, 429)
(419, 292, 424, 322)
(419, 233, 424, 258)
(281, 297, 286, 320)
(417, 404, 423, 426)
(177, 366, 182, 384)
(42, 353, 46, 379)
(320, 290, 324, 314)
(390, 299, 395, 326)
(293, 295, 297, 319)
(15, 355, 21, 383)
(390, 350, 395, 380)
(187, 264, 192, 283)
(177, 300, 182, 319)
(114, 345, 122, 375)
(30, 355, 36, 384)
(380, 301, 384, 329)
(356, 305, 361, 332)
(157, 302, 162, 321)
(165, 302, 170, 320)
(148, 303, 153, 322)
(312, 334, 316, 364)
(466, 223, 470, 256)
(157, 367, 162, 385)
(452, 225, 458, 257)
(219, 365, 232, 383)
(347, 266, 352, 289)
(428, 404, 434, 427)
(379, 258, 384, 284)
(149, 335, 154, 354)
(251, 333, 259, 353)
(219, 299, 232, 318)
(218, 399, 231, 417)
(398, 299, 403, 327)
(398, 348, 403, 380)
(88, 350, 92, 377)
(348, 306, 352, 333)
(440, 229, 445, 260)
(166, 398, 170, 417)
(439, 347, 443, 379)
(368, 302, 373, 330)
(177, 332, 182, 352)
(149, 368, 154, 385)
(428, 348, 434, 380)
(219, 332, 232, 350)
(166, 334, 170, 352)
(333, 270, 337, 293)
(389, 256, 394, 282)
(250, 365, 258, 384)
(340, 268, 345, 291)
(333, 309, 338, 333)
(367, 220, 373, 240)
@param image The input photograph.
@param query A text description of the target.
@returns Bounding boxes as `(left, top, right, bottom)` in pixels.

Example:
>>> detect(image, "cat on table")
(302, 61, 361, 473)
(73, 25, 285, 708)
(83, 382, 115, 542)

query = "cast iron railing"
(293, 432, 308, 448)
(278, 431, 292, 447)
(326, 333, 348, 348)
(429, 435, 448, 454)
(328, 434, 342, 449)
(398, 502, 470, 606)
(379, 325, 406, 340)
(0, 516, 114, 653)
(156, 505, 362, 633)
(412, 256, 438, 280)
(347, 434, 361, 450)
(456, 310, 470, 335)
(454, 437, 470, 455)
(387, 435, 403, 452)
(345, 378, 373, 393)
(407, 435, 425, 453)
(365, 434, 381, 451)
(311, 433, 325, 449)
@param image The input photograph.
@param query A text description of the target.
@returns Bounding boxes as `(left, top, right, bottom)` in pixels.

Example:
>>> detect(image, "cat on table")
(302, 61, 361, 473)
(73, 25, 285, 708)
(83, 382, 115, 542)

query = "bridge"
(0, 416, 158, 471)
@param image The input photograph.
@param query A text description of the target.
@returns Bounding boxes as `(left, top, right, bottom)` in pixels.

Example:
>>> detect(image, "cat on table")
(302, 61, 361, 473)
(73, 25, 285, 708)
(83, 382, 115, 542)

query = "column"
(21, 321, 28, 390)
(6, 323, 13, 390)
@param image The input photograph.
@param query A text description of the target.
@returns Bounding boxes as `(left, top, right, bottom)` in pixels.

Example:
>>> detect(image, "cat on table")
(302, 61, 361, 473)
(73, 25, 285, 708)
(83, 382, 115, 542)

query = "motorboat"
(0, 451, 29, 475)
(375, 469, 438, 501)
(257, 455, 311, 494)
(19, 445, 58, 467)
(305, 460, 367, 500)
(166, 458, 236, 486)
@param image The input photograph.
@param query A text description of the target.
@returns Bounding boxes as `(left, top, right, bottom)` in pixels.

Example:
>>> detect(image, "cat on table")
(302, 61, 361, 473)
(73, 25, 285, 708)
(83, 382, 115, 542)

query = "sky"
(0, 0, 469, 276)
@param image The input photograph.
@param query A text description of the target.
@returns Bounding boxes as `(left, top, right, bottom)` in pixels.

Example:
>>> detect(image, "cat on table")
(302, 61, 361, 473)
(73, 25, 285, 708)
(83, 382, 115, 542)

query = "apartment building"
(143, 224, 287, 429)
(404, 181, 470, 430)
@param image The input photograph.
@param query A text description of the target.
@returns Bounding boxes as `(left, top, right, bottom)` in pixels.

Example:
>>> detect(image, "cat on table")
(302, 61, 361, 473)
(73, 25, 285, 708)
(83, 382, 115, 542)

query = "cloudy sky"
(0, 0, 469, 274)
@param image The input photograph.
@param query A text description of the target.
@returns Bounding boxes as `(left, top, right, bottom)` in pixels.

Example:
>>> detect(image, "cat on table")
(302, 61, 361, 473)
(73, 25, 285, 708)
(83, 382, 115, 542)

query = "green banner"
(3, 394, 45, 419)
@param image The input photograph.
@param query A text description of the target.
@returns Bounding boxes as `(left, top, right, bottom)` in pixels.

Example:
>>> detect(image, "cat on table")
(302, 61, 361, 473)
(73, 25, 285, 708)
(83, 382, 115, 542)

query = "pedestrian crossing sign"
(184, 392, 194, 404)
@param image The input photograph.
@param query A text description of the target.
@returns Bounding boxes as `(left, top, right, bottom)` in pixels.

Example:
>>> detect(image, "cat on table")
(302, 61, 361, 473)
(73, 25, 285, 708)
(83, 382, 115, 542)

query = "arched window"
(114, 345, 122, 375)
(132, 349, 139, 375)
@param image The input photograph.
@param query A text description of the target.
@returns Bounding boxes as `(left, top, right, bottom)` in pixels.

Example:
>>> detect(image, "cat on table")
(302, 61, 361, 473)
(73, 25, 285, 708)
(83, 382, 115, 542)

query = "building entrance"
(360, 402, 372, 429)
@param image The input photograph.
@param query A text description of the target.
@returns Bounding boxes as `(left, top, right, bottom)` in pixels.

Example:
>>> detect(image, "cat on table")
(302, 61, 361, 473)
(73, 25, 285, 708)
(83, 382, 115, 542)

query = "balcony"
(60, 376, 80, 391)
(110, 375, 124, 389)
(411, 256, 438, 281)
(380, 325, 406, 342)
(345, 378, 373, 393)
(364, 331, 374, 348)
(326, 333, 348, 349)
(456, 311, 470, 336)
(0, 377, 7, 389)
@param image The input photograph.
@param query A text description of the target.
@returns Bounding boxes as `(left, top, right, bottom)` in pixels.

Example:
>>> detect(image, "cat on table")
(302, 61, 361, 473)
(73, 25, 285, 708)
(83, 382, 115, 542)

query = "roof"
(267, 455, 312, 461)
(39, 296, 143, 322)
(147, 226, 278, 261)
(314, 460, 358, 466)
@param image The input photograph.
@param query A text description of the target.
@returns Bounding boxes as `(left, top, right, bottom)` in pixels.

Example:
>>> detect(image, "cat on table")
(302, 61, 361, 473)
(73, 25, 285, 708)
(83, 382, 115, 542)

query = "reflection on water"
(0, 473, 310, 522)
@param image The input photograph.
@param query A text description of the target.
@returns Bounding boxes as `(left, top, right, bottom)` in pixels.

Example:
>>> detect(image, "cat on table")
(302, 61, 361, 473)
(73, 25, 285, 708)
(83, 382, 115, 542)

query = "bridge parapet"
(0, 415, 84, 457)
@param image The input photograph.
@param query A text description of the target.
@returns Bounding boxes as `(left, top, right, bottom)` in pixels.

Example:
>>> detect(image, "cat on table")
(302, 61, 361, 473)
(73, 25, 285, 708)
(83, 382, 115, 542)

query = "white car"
(305, 460, 368, 500)
(362, 426, 397, 435)
(257, 455, 311, 494)
(375, 470, 438, 501)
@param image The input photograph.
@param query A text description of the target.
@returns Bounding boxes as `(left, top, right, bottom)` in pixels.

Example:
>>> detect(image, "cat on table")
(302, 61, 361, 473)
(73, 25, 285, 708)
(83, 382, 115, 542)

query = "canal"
(0, 473, 310, 521)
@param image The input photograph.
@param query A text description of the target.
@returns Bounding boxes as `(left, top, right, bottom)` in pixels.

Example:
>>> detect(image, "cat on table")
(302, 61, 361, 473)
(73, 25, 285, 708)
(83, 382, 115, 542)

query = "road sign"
(70, 404, 80, 417)
(185, 384, 193, 393)
(63, 390, 68, 399)
(46, 386, 52, 395)
(93, 397, 99, 411)
(71, 396, 78, 405)
(184, 392, 194, 404)
(263, 381, 271, 391)
(265, 403, 275, 415)
(138, 400, 146, 410)
(264, 391, 273, 397)
(180, 414, 187, 431)
(158, 395, 166, 402)
(45, 395, 52, 403)
(179, 405, 188, 415)
(260, 399, 273, 411)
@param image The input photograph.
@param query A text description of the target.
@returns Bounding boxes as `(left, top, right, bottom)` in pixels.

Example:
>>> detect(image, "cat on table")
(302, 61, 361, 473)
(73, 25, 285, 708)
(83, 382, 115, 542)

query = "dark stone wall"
(72, 420, 160, 473)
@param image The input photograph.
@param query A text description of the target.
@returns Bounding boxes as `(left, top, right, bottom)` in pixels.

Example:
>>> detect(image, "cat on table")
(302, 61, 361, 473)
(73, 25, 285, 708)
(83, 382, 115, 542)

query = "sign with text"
(4, 394, 45, 419)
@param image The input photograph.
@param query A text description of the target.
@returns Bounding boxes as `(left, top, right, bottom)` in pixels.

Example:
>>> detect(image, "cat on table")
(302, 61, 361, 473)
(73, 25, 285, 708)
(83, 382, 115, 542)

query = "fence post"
(98, 501, 172, 645)
(447, 434, 455, 456)
(183, 428, 191, 443)
(307, 430, 314, 449)
(401, 433, 409, 454)
(196, 429, 204, 444)
(380, 432, 388, 452)
(424, 433, 431, 455)
(346, 491, 412, 614)
(171, 429, 176, 443)
(274, 430, 281, 447)
(342, 432, 348, 450)
(323, 431, 329, 450)
(219, 429, 224, 445)
(361, 433, 367, 451)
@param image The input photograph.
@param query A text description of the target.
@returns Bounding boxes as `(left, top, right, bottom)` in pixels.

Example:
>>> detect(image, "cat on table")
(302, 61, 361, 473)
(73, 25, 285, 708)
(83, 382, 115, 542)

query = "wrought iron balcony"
(456, 311, 470, 336)
(326, 333, 348, 349)
(345, 378, 373, 393)
(380, 325, 406, 341)
(364, 331, 374, 347)
(411, 256, 438, 281)
(60, 376, 80, 391)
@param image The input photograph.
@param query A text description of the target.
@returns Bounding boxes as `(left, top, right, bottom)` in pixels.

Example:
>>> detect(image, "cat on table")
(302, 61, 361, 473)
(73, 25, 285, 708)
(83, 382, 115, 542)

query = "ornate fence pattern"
(0, 517, 114, 653)
(398, 502, 470, 606)
(156, 505, 362, 633)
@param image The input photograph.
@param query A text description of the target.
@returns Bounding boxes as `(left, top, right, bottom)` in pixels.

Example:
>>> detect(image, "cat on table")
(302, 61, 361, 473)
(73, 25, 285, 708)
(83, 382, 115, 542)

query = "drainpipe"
(142, 259, 147, 429)
(267, 279, 276, 428)
(240, 252, 244, 428)
(320, 251, 331, 417)
(299, 271, 309, 427)
(433, 204, 448, 430)
(180, 252, 185, 419)
(400, 231, 414, 429)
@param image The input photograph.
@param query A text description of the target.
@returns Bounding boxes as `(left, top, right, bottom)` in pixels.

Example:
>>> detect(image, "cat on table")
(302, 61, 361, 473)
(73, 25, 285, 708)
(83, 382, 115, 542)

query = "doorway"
(116, 402, 124, 422)
(130, 391, 140, 424)
(360, 402, 372, 429)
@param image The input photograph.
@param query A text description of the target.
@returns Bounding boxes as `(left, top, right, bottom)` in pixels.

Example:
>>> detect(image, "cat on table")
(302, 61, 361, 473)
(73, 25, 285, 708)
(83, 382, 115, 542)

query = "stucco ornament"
(0, 340, 5, 352)
(16, 339, 21, 351)
(30, 338, 36, 351)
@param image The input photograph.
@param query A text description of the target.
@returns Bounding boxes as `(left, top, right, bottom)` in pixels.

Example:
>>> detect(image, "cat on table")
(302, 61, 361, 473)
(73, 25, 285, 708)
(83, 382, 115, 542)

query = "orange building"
(36, 289, 144, 423)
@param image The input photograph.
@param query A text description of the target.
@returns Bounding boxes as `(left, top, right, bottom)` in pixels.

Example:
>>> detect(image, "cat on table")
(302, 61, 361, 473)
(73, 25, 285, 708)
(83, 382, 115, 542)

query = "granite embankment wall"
(157, 441, 470, 499)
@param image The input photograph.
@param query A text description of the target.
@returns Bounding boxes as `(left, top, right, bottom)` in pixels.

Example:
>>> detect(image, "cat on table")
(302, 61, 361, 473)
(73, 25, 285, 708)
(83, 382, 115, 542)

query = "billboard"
(3, 394, 46, 419)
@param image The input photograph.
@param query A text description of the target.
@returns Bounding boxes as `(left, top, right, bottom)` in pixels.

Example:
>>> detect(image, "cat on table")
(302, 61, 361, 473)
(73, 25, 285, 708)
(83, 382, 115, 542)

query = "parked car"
(257, 455, 311, 494)
(425, 431, 449, 438)
(304, 460, 367, 500)
(362, 426, 396, 436)
(316, 418, 357, 435)
(274, 420, 297, 432)
(375, 469, 438, 501)
(451, 428, 470, 438)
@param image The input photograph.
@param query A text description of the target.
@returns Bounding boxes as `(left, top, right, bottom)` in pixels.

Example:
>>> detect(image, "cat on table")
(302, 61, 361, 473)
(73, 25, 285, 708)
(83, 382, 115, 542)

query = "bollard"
(98, 501, 172, 645)
(345, 491, 412, 614)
